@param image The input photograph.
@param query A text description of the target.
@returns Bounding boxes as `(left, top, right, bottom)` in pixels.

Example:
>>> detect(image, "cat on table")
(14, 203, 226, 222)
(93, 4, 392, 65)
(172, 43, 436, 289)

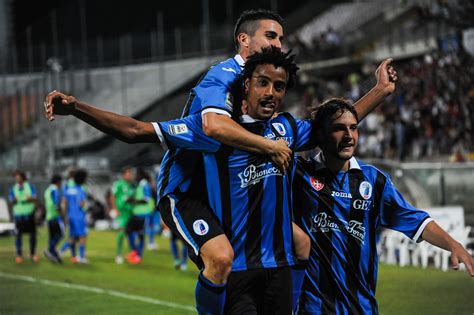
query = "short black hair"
(121, 166, 133, 174)
(51, 174, 62, 185)
(312, 97, 358, 132)
(136, 168, 150, 182)
(242, 46, 298, 90)
(233, 9, 283, 50)
(13, 170, 26, 181)
(229, 46, 298, 118)
(74, 169, 88, 185)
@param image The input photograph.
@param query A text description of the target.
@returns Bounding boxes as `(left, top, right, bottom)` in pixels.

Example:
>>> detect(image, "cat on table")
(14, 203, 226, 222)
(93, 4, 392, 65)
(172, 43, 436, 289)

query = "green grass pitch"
(0, 228, 472, 314)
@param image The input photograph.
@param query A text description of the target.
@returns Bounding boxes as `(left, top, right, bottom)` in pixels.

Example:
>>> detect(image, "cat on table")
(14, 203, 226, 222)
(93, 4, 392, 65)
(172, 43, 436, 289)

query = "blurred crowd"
(291, 50, 473, 162)
(287, 27, 344, 61)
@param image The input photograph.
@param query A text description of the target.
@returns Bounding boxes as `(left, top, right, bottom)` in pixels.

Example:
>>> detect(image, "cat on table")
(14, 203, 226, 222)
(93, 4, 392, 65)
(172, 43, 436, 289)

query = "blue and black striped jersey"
(294, 153, 432, 315)
(156, 112, 315, 271)
(155, 55, 244, 201)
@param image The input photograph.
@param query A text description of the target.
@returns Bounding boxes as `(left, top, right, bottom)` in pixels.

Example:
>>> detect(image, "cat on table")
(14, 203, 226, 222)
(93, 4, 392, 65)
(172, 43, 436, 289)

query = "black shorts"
(158, 194, 224, 269)
(48, 218, 64, 239)
(225, 267, 293, 315)
(15, 214, 36, 234)
(126, 216, 146, 234)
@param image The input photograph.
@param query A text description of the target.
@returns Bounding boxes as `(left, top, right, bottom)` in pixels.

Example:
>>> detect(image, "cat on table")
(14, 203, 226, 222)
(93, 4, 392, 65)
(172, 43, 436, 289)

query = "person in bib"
(9, 170, 39, 263)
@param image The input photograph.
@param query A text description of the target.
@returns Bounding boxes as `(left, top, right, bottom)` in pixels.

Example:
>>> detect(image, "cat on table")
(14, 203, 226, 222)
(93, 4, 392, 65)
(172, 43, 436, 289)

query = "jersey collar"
(234, 54, 245, 68)
(239, 114, 262, 123)
(313, 152, 361, 171)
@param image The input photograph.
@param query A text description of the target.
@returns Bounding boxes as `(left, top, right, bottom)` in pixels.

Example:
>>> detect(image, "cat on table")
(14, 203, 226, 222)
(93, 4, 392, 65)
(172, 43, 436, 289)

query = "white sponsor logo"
(168, 123, 189, 135)
(237, 163, 282, 188)
(264, 133, 292, 144)
(222, 67, 237, 74)
(331, 191, 352, 198)
(67, 188, 78, 195)
(272, 123, 286, 136)
(193, 220, 209, 236)
(310, 212, 365, 244)
(346, 220, 365, 243)
(311, 212, 344, 233)
(359, 181, 373, 200)
(353, 199, 372, 211)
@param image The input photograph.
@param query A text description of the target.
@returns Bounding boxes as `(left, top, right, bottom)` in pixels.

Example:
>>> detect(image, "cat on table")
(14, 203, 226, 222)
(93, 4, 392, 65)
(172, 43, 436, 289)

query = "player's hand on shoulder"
(44, 90, 77, 121)
(269, 139, 292, 172)
(375, 58, 398, 95)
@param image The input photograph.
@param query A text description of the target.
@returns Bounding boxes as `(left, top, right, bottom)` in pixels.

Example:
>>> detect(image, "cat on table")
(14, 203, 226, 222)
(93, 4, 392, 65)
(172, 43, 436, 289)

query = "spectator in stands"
(293, 50, 473, 161)
(8, 170, 39, 264)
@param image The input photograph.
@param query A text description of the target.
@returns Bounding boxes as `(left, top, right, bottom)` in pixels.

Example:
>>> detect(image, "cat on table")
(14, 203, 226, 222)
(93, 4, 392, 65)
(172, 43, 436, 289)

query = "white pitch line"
(0, 271, 195, 313)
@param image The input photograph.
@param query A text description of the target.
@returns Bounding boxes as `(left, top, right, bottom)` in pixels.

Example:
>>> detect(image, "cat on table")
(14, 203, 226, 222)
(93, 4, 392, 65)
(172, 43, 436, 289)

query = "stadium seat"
(0, 198, 9, 221)
(0, 198, 15, 234)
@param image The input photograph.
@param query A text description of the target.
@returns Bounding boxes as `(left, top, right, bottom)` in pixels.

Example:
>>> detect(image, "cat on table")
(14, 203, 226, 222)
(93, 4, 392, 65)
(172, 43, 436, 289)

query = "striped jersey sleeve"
(294, 118, 316, 151)
(153, 113, 221, 153)
(380, 175, 432, 242)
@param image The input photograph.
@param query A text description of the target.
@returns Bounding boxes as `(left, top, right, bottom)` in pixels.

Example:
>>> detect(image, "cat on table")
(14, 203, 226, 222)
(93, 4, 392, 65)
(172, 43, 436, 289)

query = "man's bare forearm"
(202, 113, 275, 154)
(72, 101, 157, 143)
(353, 86, 387, 121)
(421, 221, 461, 252)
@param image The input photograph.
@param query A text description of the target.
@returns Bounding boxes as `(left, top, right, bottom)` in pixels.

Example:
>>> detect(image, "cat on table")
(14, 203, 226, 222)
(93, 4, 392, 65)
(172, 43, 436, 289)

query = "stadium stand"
(290, 50, 473, 162)
(50, 55, 225, 147)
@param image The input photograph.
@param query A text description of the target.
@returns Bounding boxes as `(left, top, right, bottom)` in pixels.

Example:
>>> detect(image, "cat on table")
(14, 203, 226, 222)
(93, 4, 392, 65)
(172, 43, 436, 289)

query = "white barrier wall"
(378, 206, 472, 271)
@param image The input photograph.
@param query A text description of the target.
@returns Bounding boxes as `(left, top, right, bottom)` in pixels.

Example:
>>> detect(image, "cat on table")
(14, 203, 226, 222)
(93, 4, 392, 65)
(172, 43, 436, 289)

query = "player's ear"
(244, 78, 250, 95)
(238, 32, 249, 49)
(241, 99, 248, 114)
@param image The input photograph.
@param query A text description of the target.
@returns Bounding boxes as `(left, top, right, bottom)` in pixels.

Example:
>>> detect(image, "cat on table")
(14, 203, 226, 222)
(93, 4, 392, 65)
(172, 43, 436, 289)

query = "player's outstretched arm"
(203, 112, 292, 171)
(421, 221, 474, 276)
(353, 58, 398, 120)
(44, 90, 158, 143)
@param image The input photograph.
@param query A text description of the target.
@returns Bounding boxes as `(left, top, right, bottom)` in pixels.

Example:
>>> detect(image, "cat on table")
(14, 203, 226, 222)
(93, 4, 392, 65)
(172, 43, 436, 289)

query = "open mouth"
(260, 99, 276, 109)
(339, 143, 354, 151)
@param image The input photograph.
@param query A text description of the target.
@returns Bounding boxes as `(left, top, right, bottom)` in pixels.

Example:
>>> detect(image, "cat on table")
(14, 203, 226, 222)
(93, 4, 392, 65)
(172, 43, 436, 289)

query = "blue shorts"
(69, 218, 87, 238)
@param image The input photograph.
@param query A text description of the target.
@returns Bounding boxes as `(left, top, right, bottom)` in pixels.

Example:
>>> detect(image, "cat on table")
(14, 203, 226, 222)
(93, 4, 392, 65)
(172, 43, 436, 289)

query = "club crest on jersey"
(271, 123, 286, 136)
(193, 219, 209, 236)
(238, 163, 282, 188)
(310, 177, 324, 191)
(359, 181, 372, 200)
(168, 123, 188, 135)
